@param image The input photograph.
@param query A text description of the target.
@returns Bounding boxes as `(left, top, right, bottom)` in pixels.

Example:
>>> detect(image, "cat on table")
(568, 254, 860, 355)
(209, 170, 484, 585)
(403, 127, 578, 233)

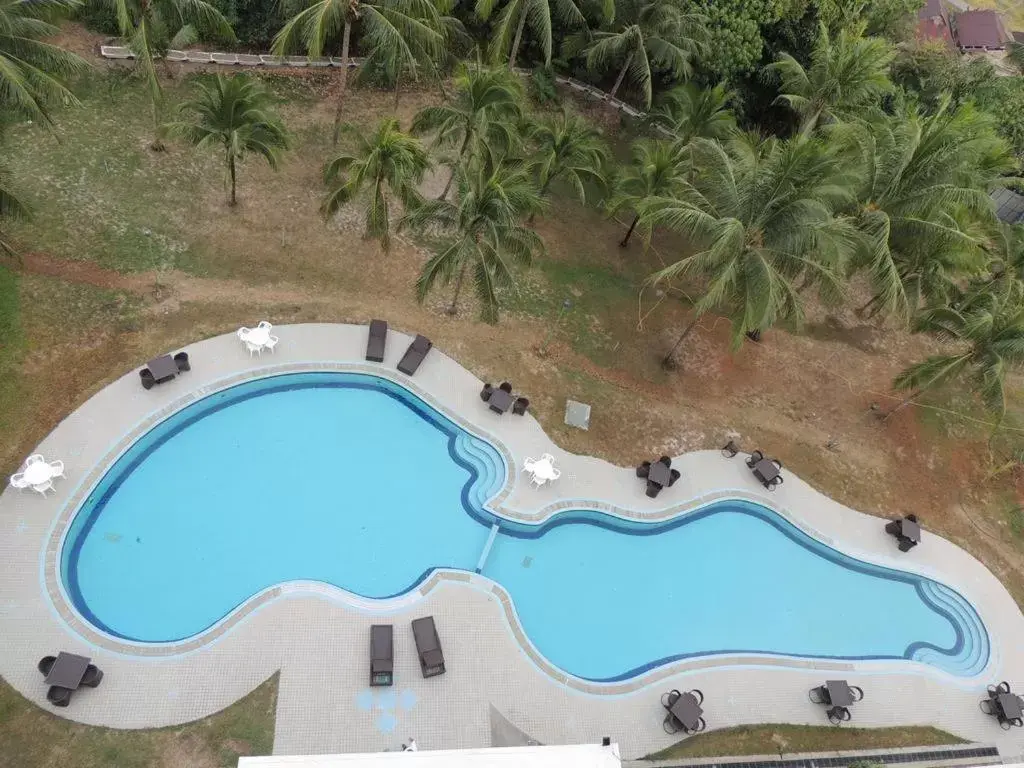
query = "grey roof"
(992, 187, 1024, 224)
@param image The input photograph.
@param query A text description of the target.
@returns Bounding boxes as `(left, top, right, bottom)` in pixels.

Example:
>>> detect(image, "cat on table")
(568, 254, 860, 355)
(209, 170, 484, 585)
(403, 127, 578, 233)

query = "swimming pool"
(60, 372, 989, 680)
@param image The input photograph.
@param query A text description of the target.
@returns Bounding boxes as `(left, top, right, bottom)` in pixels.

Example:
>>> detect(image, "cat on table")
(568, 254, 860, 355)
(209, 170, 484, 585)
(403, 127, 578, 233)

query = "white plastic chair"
(531, 474, 548, 488)
(522, 457, 538, 474)
(265, 335, 279, 353)
(237, 327, 252, 341)
(9, 473, 28, 490)
(245, 340, 262, 357)
(48, 460, 65, 478)
(257, 321, 272, 331)
(31, 479, 54, 496)
(25, 454, 44, 466)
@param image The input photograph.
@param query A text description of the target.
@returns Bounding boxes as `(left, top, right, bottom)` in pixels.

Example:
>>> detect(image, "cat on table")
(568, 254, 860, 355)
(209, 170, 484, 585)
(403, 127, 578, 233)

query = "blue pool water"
(61, 372, 989, 680)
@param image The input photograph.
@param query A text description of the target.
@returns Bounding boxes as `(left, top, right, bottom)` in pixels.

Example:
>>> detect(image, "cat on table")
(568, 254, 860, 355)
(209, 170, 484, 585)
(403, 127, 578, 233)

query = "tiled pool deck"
(1, 323, 1024, 759)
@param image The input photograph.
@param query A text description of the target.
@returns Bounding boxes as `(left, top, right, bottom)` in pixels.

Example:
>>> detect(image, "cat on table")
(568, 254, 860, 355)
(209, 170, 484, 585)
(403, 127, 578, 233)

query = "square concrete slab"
(564, 400, 591, 430)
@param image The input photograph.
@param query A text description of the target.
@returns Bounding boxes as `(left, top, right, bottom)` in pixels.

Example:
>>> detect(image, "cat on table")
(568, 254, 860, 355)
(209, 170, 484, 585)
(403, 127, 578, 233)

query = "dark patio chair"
(480, 383, 494, 402)
(906, 513, 918, 523)
(646, 480, 661, 498)
(662, 713, 683, 735)
(898, 539, 913, 552)
(998, 681, 1012, 694)
(139, 368, 155, 390)
(47, 686, 71, 707)
(37, 656, 57, 676)
(366, 319, 388, 363)
(827, 706, 851, 725)
(669, 469, 681, 487)
(885, 520, 901, 535)
(980, 698, 995, 715)
(173, 351, 190, 372)
(768, 476, 783, 491)
(745, 449, 764, 468)
(81, 664, 103, 688)
(661, 690, 681, 709)
(658, 455, 671, 467)
(513, 397, 529, 416)
(808, 686, 826, 704)
(636, 461, 651, 478)
(689, 689, 704, 705)
(721, 440, 739, 458)
(848, 685, 864, 702)
(686, 717, 706, 734)
(397, 335, 432, 376)
(499, 382, 513, 393)
(1013, 718, 1023, 728)
(370, 624, 394, 687)
(411, 616, 445, 678)
(1001, 718, 1013, 731)
(772, 458, 783, 470)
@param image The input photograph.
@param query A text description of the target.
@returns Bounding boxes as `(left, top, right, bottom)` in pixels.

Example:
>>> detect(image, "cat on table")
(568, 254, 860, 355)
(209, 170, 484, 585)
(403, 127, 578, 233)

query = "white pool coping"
(1, 323, 1023, 759)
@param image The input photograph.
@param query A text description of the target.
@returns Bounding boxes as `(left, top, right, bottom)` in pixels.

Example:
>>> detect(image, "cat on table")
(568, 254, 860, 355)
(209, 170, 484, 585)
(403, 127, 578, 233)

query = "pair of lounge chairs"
(365, 320, 433, 376)
(370, 616, 446, 687)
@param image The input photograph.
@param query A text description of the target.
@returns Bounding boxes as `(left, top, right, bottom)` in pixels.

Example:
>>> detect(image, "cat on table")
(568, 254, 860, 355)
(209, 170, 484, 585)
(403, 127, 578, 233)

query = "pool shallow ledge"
(50, 364, 991, 688)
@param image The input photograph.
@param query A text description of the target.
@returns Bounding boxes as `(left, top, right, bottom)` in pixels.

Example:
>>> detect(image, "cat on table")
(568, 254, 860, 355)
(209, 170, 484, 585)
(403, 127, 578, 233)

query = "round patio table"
(22, 462, 56, 486)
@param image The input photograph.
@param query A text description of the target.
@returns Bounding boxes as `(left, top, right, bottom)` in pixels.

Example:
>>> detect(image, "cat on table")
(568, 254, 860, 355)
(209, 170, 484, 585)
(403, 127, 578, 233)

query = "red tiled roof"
(956, 9, 1013, 50)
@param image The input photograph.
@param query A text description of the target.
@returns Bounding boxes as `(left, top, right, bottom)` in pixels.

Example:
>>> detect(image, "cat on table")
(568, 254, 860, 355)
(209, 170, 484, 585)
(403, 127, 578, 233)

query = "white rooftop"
(238, 744, 621, 768)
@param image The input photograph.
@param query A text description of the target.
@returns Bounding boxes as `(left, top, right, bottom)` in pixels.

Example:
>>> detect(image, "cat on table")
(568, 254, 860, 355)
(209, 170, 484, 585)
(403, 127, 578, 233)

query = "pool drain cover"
(522, 556, 532, 568)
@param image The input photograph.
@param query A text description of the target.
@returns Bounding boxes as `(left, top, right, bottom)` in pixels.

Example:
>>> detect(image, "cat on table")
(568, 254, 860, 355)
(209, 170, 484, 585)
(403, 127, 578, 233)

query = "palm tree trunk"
(331, 20, 353, 145)
(508, 9, 527, 68)
(619, 213, 640, 248)
(882, 389, 922, 422)
(229, 154, 237, 206)
(609, 53, 633, 102)
(393, 76, 401, 114)
(662, 316, 699, 370)
(439, 131, 473, 200)
(447, 261, 468, 315)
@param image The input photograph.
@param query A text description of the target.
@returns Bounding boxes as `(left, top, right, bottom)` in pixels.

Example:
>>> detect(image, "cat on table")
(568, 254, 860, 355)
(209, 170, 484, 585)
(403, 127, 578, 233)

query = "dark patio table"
(998, 693, 1024, 720)
(648, 461, 671, 488)
(825, 680, 854, 707)
(752, 458, 780, 486)
(899, 517, 921, 543)
(669, 692, 703, 731)
(44, 652, 90, 690)
(488, 388, 514, 414)
(147, 354, 178, 383)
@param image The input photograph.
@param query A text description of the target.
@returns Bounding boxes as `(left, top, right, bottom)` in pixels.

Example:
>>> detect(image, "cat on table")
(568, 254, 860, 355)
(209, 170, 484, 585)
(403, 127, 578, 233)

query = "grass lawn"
(647, 724, 964, 760)
(0, 674, 277, 768)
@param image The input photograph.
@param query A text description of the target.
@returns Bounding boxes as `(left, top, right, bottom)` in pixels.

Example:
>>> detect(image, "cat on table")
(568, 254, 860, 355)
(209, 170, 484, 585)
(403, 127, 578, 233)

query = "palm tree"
(765, 28, 893, 136)
(639, 135, 859, 367)
(110, 0, 234, 146)
(165, 75, 289, 206)
(832, 102, 1016, 320)
(476, 0, 587, 68)
(582, 0, 705, 108)
(322, 118, 431, 251)
(411, 65, 524, 200)
(607, 138, 688, 247)
(399, 160, 544, 322)
(273, 0, 447, 143)
(886, 295, 1024, 423)
(1007, 41, 1024, 75)
(0, 169, 29, 261)
(645, 82, 736, 144)
(0, 0, 88, 125)
(525, 112, 608, 216)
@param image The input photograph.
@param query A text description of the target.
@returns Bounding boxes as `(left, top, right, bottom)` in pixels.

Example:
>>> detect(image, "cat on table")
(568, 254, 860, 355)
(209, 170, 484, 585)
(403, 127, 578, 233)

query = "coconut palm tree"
(411, 65, 524, 200)
(0, 0, 88, 125)
(525, 111, 608, 216)
(832, 102, 1017, 320)
(644, 82, 736, 144)
(607, 137, 688, 247)
(322, 118, 431, 251)
(582, 0, 705, 108)
(165, 75, 289, 206)
(476, 0, 588, 68)
(0, 169, 29, 261)
(764, 28, 893, 136)
(399, 159, 544, 322)
(886, 294, 1024, 423)
(110, 0, 234, 146)
(273, 0, 447, 143)
(639, 135, 859, 367)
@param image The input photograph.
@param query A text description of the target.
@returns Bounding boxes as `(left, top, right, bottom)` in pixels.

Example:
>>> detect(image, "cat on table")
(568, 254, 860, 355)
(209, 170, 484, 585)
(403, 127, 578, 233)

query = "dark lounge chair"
(745, 449, 764, 468)
(370, 624, 394, 687)
(47, 686, 71, 707)
(81, 664, 103, 688)
(827, 706, 851, 725)
(513, 397, 529, 415)
(397, 335, 432, 375)
(366, 320, 388, 363)
(721, 440, 739, 458)
(173, 351, 190, 372)
(898, 539, 913, 552)
(37, 656, 56, 676)
(669, 469, 681, 487)
(659, 455, 671, 467)
(636, 461, 651, 478)
(646, 480, 661, 498)
(411, 616, 445, 678)
(499, 382, 513, 393)
(885, 520, 901, 536)
(140, 368, 155, 390)
(480, 383, 494, 402)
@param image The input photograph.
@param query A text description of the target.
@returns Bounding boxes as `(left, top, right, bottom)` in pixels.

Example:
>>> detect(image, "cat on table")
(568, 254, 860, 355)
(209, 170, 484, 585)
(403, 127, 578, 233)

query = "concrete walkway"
(1, 323, 1023, 759)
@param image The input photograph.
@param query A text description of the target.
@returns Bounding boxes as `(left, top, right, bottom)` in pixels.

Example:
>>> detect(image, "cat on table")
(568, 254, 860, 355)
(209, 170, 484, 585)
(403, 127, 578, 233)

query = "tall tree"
(607, 138, 688, 247)
(887, 295, 1024, 423)
(411, 65, 523, 200)
(0, 0, 88, 125)
(477, 0, 588, 68)
(644, 82, 736, 144)
(322, 117, 431, 251)
(832, 102, 1017, 320)
(639, 135, 859, 367)
(273, 0, 447, 143)
(111, 0, 234, 147)
(165, 74, 289, 206)
(582, 0, 705, 108)
(525, 111, 608, 215)
(0, 167, 29, 261)
(764, 28, 893, 136)
(399, 160, 544, 322)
